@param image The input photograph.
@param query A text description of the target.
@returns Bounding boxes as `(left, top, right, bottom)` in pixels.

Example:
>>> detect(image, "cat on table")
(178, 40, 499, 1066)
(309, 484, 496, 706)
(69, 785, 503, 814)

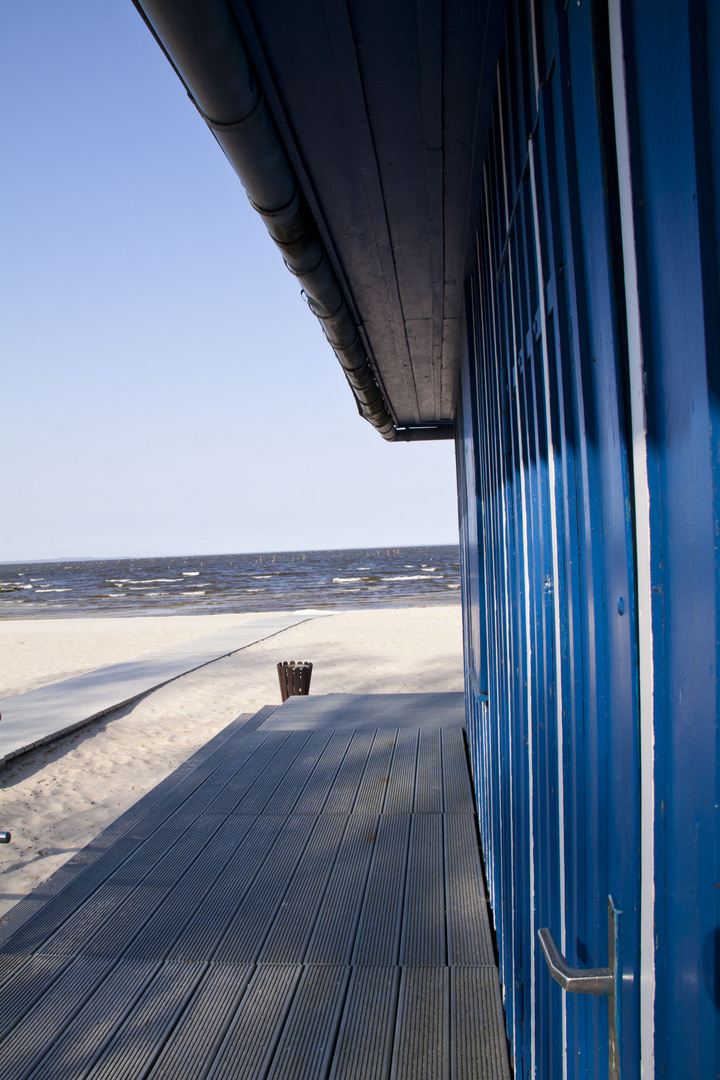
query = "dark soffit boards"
(230, 0, 506, 429)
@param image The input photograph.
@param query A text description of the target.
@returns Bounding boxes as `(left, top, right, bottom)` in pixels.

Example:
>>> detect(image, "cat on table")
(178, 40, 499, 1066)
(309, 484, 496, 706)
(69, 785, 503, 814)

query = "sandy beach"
(0, 605, 462, 917)
(0, 611, 295, 699)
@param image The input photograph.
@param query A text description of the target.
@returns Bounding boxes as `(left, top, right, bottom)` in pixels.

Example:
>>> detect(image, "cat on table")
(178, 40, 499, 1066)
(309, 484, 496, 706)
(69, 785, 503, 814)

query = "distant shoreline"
(0, 597, 461, 622)
(0, 542, 459, 566)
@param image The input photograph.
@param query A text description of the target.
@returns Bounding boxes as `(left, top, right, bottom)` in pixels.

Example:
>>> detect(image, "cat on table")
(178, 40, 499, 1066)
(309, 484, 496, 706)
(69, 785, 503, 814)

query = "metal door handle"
(537, 928, 613, 995)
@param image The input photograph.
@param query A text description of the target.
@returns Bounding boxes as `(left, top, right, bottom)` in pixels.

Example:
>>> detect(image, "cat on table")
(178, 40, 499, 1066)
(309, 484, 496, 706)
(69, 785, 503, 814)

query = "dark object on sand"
(0, 832, 11, 844)
(277, 661, 313, 702)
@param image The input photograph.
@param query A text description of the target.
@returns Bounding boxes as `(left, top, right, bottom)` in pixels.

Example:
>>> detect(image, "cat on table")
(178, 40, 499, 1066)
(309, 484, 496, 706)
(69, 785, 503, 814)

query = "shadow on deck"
(0, 693, 511, 1079)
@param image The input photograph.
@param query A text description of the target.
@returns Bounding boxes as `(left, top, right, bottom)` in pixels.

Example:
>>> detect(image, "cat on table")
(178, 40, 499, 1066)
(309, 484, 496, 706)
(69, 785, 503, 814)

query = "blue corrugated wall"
(456, 1, 720, 1077)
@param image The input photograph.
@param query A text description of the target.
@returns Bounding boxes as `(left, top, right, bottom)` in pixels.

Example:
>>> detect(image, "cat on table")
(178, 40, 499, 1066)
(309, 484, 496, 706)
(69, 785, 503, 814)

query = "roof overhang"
(134, 0, 507, 438)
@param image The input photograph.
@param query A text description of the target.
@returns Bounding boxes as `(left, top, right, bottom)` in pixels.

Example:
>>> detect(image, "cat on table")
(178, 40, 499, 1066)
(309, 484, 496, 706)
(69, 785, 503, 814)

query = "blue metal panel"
(450, 1, 705, 1076)
(457, 0, 720, 1076)
(618, 2, 720, 1074)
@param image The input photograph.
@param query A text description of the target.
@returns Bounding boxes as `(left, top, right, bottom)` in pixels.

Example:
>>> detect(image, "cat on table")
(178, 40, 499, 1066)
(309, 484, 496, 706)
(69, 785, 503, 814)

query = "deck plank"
(384, 727, 419, 813)
(164, 817, 287, 963)
(304, 814, 378, 964)
(0, 957, 117, 1079)
(290, 732, 354, 815)
(352, 813, 411, 965)
(399, 814, 447, 965)
(146, 963, 254, 1080)
(0, 695, 510, 1080)
(391, 967, 449, 1080)
(212, 815, 317, 963)
(257, 815, 348, 964)
(267, 966, 350, 1080)
(206, 965, 301, 1080)
(329, 966, 400, 1080)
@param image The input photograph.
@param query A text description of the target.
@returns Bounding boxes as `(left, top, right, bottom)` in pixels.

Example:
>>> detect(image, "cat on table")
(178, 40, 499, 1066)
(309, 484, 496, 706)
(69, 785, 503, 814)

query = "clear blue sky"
(0, 3, 459, 561)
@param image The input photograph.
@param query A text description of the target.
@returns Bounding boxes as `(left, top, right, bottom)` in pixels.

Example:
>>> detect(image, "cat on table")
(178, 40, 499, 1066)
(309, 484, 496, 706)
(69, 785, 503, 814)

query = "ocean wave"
(381, 574, 437, 582)
(108, 578, 184, 585)
(7, 546, 460, 615)
(447, 583, 461, 589)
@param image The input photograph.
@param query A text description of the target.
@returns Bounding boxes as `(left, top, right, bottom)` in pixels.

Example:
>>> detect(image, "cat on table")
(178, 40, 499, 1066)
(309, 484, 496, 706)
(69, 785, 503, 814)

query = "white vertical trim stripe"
(608, 3, 656, 1077)
(529, 134, 567, 1080)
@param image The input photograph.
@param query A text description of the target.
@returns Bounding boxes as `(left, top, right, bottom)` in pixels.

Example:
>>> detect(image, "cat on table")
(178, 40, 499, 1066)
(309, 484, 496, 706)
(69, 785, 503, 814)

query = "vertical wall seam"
(529, 129, 567, 1080)
(608, 2, 655, 1077)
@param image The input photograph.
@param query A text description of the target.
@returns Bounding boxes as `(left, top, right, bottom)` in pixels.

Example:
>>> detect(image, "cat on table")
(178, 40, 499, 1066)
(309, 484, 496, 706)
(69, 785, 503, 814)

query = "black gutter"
(133, 0, 402, 439)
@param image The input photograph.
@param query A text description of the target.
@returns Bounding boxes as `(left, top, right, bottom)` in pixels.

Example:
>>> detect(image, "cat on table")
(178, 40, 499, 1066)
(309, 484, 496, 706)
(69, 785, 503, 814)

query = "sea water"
(0, 546, 460, 618)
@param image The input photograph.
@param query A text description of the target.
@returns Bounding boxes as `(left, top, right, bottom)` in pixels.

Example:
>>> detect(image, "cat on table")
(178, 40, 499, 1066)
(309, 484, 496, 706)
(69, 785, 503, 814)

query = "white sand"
(0, 606, 462, 917)
(0, 612, 291, 698)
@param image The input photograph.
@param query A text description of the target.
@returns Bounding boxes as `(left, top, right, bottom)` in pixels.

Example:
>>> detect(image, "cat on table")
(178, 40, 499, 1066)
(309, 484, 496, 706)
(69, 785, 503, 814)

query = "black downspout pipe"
(133, 0, 401, 439)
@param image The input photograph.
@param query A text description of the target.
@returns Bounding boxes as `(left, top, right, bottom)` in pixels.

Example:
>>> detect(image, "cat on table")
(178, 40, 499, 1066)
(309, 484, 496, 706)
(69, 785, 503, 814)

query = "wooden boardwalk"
(0, 694, 510, 1080)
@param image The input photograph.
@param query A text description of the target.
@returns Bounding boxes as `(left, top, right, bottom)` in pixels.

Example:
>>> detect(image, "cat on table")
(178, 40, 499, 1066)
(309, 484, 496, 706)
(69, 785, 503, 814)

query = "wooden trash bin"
(277, 661, 313, 702)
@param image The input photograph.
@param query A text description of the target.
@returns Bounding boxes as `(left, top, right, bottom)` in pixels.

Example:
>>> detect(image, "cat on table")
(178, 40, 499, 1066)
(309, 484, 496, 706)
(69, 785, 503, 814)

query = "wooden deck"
(0, 694, 511, 1080)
